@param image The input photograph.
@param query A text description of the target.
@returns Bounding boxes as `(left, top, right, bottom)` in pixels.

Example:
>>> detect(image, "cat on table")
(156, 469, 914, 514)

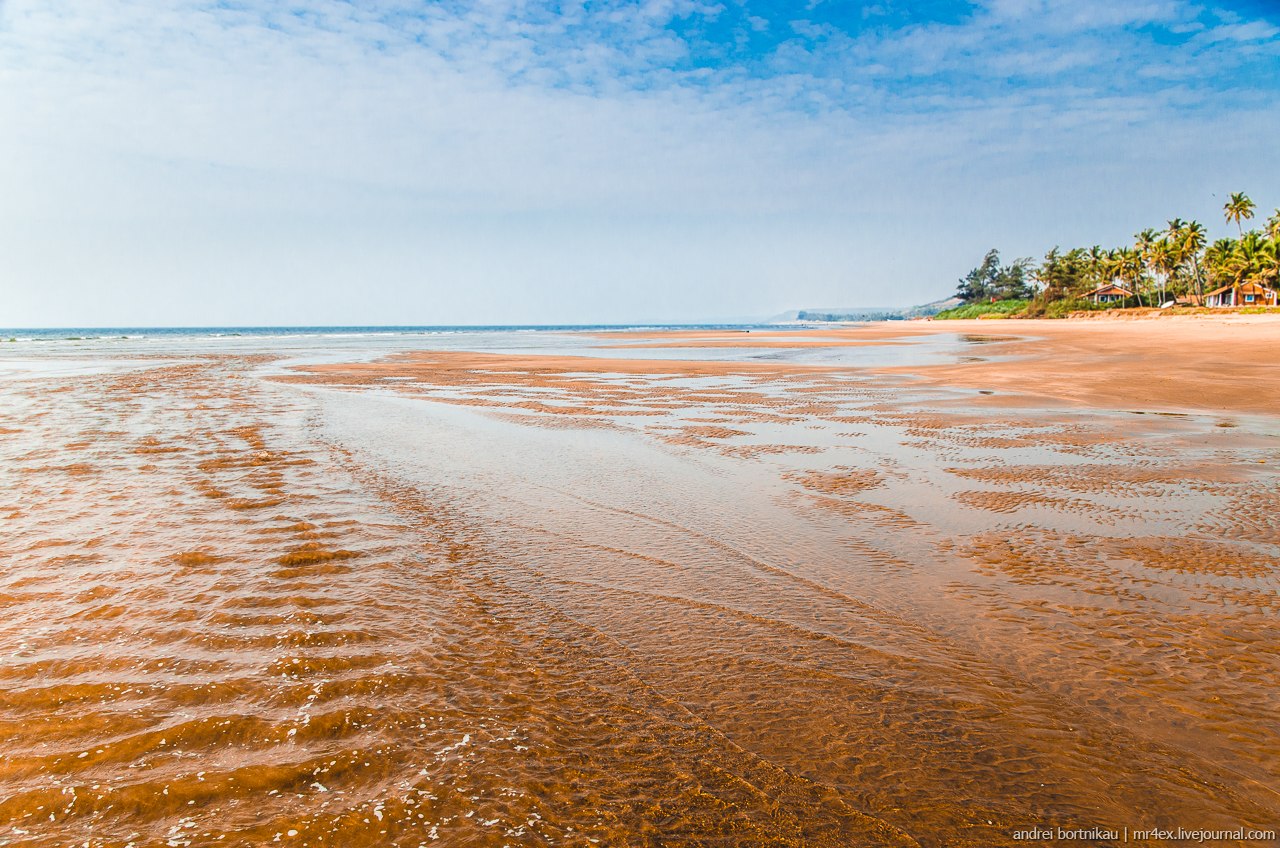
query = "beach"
(2, 319, 1278, 847)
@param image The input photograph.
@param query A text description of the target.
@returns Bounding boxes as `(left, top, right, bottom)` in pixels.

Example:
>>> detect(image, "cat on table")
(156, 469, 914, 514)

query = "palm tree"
(1149, 239, 1179, 305)
(1135, 228, 1158, 256)
(1248, 236, 1279, 289)
(1260, 240, 1280, 299)
(1100, 249, 1121, 302)
(1220, 232, 1269, 304)
(1085, 244, 1108, 288)
(1134, 229, 1161, 306)
(1100, 249, 1121, 290)
(1266, 209, 1280, 242)
(1176, 221, 1208, 301)
(1166, 219, 1188, 295)
(1205, 238, 1236, 292)
(1113, 247, 1144, 304)
(1224, 192, 1255, 236)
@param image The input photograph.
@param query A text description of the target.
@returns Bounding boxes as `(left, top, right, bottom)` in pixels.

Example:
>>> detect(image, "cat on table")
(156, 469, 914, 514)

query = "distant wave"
(0, 324, 781, 343)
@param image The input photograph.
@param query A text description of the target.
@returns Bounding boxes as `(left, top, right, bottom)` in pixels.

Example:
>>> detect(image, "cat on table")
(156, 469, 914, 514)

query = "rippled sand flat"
(2, 325, 1279, 847)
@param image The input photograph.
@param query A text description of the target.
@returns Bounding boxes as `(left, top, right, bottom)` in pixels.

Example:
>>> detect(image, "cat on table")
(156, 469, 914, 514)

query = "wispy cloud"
(1, 0, 1277, 324)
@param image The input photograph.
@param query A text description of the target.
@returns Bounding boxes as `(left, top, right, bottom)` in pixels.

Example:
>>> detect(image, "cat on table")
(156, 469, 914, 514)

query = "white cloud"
(1195, 18, 1279, 43)
(0, 0, 1277, 325)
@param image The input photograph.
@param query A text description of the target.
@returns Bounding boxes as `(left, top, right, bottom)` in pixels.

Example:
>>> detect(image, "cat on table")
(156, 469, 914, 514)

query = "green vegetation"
(1022, 298, 1107, 319)
(954, 249, 1034, 303)
(941, 191, 1280, 318)
(934, 299, 1030, 320)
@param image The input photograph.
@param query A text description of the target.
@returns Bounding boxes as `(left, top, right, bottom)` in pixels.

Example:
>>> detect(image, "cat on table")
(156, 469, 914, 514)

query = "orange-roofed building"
(1204, 282, 1278, 308)
(1083, 283, 1133, 304)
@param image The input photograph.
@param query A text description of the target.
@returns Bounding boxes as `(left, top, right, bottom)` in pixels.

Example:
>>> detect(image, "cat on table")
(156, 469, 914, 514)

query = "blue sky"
(1, 0, 1278, 325)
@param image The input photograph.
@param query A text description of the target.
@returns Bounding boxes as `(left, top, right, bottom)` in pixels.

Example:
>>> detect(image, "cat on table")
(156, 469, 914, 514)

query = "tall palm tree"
(1134, 229, 1161, 306)
(1135, 228, 1158, 256)
(1166, 219, 1188, 295)
(1149, 239, 1179, 305)
(1085, 244, 1108, 288)
(1176, 221, 1208, 301)
(1224, 192, 1256, 236)
(1114, 247, 1144, 304)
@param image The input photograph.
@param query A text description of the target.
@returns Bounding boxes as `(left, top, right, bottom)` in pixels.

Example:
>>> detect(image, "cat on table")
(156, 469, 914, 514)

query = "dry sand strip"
(871, 316, 1280, 417)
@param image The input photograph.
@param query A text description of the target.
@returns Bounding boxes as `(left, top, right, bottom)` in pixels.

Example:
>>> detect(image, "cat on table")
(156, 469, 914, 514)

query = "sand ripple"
(1, 350, 1277, 846)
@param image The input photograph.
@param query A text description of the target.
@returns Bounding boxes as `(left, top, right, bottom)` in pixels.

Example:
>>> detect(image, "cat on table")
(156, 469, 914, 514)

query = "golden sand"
(589, 316, 1280, 415)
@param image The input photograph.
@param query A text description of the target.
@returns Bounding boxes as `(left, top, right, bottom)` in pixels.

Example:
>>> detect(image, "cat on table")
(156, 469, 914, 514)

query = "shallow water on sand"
(1, 332, 1278, 847)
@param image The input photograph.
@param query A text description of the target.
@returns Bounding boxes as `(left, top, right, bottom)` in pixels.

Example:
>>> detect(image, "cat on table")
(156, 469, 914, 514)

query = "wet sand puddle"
(1, 346, 1278, 846)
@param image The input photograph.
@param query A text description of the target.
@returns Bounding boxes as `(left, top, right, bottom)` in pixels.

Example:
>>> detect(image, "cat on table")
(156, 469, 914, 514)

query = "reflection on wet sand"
(2, 329, 1279, 847)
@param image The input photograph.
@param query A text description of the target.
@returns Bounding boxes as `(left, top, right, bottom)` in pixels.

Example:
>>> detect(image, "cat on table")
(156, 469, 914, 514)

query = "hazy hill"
(771, 296, 959, 323)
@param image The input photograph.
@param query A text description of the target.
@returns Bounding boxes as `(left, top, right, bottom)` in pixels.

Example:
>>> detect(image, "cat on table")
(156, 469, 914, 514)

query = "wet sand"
(591, 316, 1280, 415)
(2, 323, 1279, 847)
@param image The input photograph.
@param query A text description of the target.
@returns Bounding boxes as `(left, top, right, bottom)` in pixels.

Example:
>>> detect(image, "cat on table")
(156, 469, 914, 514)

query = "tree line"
(954, 192, 1280, 312)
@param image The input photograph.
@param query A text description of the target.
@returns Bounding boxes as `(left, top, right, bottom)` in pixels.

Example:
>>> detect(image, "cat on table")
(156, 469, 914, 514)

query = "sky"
(2, 0, 1278, 326)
